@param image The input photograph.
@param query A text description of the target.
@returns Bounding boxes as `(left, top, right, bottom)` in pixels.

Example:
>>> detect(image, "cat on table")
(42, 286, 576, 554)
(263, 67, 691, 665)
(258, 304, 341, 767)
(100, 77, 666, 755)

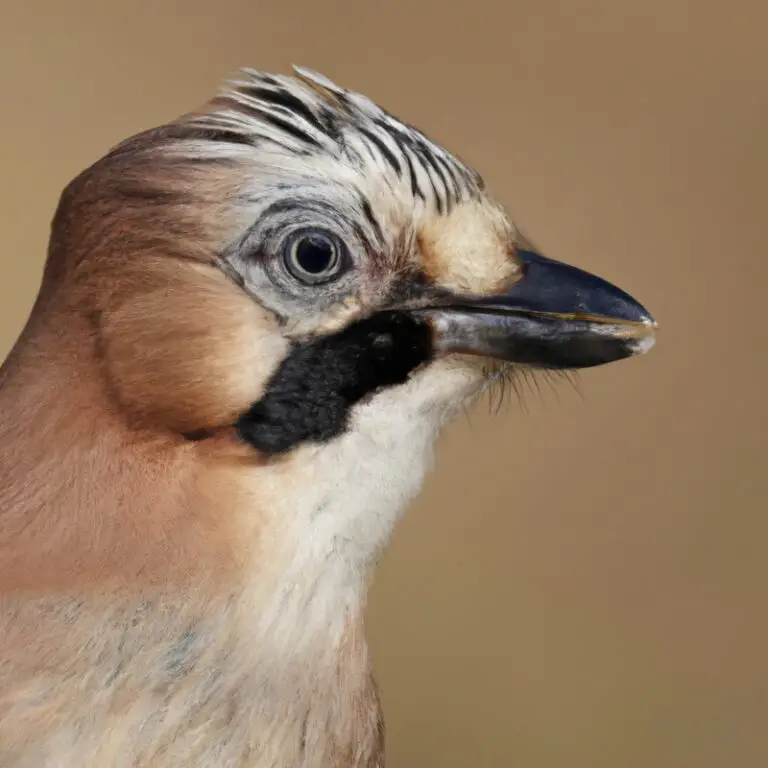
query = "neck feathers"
(0, 318, 452, 766)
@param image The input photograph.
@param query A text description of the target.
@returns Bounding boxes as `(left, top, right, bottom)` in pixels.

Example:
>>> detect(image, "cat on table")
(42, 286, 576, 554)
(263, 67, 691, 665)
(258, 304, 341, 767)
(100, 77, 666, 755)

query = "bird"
(0, 65, 656, 766)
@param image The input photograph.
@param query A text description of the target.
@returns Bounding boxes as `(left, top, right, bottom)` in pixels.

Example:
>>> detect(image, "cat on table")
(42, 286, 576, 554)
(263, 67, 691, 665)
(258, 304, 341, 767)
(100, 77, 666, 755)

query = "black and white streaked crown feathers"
(185, 65, 485, 215)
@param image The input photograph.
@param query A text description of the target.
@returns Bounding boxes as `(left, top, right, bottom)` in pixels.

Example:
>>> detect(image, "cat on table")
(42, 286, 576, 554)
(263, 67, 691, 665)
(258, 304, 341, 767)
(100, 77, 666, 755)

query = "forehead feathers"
(51, 65, 516, 311)
(182, 65, 486, 219)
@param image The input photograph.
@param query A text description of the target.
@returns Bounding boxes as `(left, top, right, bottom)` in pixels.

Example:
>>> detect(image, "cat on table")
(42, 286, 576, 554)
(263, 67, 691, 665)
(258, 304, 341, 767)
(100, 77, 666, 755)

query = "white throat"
(239, 360, 483, 651)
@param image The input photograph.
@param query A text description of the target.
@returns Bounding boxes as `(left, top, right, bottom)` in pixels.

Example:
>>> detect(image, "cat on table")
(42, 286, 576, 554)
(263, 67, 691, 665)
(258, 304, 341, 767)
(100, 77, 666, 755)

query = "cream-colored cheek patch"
(418, 199, 522, 295)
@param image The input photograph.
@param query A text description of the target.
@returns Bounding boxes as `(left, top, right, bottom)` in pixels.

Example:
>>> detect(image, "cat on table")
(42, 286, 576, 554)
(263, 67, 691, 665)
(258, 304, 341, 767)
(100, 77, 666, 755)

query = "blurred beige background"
(1, 1, 766, 765)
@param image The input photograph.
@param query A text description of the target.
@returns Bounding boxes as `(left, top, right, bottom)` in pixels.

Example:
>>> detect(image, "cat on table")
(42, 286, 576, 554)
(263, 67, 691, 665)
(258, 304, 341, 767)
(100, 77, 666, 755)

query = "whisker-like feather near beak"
(478, 362, 583, 418)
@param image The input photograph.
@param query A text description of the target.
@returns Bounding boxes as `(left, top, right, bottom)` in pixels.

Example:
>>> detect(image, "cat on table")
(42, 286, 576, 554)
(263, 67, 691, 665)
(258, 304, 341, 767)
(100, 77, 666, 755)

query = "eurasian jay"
(0, 66, 656, 766)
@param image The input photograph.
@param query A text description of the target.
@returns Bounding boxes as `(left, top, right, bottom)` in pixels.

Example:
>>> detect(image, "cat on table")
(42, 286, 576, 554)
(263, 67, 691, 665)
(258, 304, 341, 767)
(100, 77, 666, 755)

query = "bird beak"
(415, 249, 657, 369)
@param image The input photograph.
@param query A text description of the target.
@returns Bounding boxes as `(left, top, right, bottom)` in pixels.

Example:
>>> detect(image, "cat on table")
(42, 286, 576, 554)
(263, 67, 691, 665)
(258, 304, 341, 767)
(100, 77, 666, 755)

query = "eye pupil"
(295, 236, 335, 275)
(283, 230, 346, 285)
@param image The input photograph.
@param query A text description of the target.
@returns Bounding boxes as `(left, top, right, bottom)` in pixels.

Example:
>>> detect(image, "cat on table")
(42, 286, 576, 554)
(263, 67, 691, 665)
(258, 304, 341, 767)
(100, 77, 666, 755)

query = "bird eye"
(282, 229, 347, 285)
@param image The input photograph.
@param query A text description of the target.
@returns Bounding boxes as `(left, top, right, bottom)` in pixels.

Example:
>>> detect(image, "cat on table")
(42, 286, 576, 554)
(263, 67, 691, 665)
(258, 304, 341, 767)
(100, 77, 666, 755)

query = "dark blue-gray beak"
(418, 250, 657, 369)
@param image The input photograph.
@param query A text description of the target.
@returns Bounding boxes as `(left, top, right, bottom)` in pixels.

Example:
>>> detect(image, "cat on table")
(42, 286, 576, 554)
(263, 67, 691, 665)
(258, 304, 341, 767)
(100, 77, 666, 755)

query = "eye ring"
(281, 229, 348, 285)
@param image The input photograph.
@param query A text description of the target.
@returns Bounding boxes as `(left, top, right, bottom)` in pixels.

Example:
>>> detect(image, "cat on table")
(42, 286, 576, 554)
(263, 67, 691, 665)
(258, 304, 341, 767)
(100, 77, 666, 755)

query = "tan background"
(1, 1, 766, 765)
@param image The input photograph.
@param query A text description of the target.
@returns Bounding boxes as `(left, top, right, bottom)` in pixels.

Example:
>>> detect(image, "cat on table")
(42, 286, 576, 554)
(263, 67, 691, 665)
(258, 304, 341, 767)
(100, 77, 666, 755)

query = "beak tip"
(598, 285, 656, 328)
(629, 328, 657, 356)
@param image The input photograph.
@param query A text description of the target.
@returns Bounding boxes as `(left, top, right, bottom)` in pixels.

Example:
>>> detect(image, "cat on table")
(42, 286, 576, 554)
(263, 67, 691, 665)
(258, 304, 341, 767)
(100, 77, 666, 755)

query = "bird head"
(39, 65, 656, 459)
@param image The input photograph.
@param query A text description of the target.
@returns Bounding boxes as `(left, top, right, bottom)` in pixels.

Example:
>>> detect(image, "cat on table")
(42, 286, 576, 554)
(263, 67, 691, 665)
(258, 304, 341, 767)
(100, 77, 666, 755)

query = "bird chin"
(393, 352, 509, 419)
